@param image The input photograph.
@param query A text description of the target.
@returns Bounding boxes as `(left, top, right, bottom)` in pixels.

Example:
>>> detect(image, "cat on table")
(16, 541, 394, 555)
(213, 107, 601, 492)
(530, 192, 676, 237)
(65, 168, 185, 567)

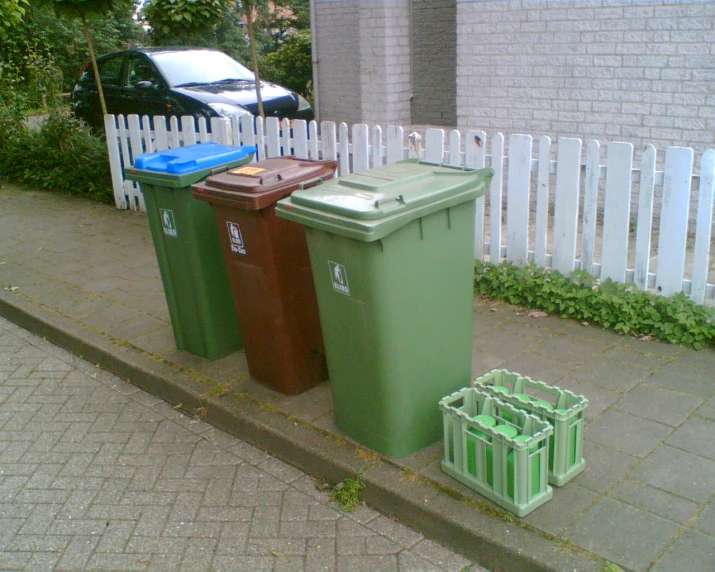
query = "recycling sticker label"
(328, 261, 350, 296)
(227, 221, 246, 255)
(160, 209, 178, 237)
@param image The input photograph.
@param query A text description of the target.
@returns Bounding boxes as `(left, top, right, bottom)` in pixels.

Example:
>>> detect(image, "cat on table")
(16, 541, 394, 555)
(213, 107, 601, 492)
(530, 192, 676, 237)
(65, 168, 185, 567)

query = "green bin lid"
(275, 160, 493, 242)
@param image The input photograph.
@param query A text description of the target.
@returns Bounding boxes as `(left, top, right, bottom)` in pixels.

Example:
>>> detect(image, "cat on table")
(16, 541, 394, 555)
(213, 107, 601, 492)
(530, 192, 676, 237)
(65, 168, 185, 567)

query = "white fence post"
(689, 149, 714, 304)
(466, 130, 487, 260)
(533, 136, 551, 267)
(386, 126, 404, 164)
(506, 134, 532, 266)
(552, 138, 582, 276)
(424, 129, 444, 163)
(601, 142, 633, 283)
(104, 115, 127, 210)
(655, 147, 694, 297)
(489, 133, 505, 264)
(352, 124, 369, 173)
(581, 140, 600, 275)
(634, 145, 657, 291)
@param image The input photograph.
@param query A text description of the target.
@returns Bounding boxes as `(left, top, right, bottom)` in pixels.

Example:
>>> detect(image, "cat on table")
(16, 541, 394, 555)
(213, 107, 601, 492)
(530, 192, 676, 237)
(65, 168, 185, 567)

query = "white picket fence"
(105, 114, 715, 306)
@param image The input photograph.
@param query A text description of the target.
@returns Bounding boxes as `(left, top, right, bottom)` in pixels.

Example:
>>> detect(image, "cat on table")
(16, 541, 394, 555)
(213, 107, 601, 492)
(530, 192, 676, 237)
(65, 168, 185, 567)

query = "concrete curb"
(0, 290, 604, 572)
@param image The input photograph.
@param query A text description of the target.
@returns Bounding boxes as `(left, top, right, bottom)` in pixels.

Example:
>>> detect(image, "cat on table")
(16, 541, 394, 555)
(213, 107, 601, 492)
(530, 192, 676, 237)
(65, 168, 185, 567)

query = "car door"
(119, 55, 172, 124)
(82, 55, 124, 123)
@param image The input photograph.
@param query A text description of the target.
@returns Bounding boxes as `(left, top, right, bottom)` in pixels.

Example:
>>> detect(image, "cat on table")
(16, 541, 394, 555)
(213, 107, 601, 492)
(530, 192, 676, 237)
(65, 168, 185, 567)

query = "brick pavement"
(0, 315, 482, 572)
(1, 184, 714, 571)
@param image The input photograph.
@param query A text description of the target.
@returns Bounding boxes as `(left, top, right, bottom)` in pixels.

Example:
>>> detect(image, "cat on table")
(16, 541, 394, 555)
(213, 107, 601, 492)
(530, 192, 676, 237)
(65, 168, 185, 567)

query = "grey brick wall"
(315, 0, 411, 126)
(313, 2, 362, 125)
(456, 0, 715, 153)
(411, 0, 457, 127)
(358, 1, 412, 126)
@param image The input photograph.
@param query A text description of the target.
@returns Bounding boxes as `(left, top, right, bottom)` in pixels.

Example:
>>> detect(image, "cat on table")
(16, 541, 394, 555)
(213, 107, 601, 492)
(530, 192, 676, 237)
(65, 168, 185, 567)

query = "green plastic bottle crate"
(439, 387, 553, 517)
(473, 369, 588, 486)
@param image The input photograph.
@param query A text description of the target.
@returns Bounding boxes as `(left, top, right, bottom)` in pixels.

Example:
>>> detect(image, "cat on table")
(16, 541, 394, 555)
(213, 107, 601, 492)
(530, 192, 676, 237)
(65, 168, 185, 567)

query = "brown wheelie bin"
(191, 157, 338, 394)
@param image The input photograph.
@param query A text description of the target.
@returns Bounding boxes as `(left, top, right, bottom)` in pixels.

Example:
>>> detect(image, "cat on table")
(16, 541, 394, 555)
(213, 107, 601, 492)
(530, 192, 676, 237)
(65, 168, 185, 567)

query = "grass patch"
(330, 475, 365, 512)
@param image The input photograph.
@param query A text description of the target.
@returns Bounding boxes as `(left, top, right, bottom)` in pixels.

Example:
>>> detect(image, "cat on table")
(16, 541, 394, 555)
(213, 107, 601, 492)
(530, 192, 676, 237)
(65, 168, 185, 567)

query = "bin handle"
(209, 165, 230, 176)
(374, 194, 405, 208)
(298, 177, 324, 191)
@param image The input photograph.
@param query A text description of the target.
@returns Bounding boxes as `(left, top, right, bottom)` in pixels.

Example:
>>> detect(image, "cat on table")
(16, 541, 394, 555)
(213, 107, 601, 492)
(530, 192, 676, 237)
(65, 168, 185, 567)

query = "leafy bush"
(0, 96, 113, 202)
(259, 30, 312, 98)
(474, 261, 715, 349)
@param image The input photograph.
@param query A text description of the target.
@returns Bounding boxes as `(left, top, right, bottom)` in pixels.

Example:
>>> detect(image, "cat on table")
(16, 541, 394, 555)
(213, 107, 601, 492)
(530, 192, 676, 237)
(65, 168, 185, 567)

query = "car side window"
(98, 57, 123, 87)
(124, 57, 159, 88)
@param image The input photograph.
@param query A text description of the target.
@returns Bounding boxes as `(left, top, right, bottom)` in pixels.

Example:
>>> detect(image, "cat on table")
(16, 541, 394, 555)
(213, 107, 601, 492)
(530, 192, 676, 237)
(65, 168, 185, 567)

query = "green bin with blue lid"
(275, 159, 493, 457)
(125, 142, 255, 359)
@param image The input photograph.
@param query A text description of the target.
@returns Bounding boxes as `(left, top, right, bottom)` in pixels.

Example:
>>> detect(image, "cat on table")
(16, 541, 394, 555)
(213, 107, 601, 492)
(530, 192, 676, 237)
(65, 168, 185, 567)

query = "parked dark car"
(70, 47, 314, 130)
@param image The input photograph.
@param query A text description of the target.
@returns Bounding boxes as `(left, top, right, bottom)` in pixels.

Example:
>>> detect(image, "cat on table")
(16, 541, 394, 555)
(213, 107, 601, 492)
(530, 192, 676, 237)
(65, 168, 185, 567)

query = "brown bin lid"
(192, 157, 338, 211)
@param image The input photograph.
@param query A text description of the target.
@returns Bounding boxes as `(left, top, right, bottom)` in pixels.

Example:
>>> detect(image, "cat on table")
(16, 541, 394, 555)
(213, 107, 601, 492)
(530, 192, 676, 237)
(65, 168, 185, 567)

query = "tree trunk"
(242, 0, 264, 118)
(82, 14, 107, 116)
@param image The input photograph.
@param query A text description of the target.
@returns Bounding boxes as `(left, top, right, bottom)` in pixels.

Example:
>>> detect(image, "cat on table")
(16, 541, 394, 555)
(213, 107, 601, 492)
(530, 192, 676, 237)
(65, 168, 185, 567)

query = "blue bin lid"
(133, 142, 256, 174)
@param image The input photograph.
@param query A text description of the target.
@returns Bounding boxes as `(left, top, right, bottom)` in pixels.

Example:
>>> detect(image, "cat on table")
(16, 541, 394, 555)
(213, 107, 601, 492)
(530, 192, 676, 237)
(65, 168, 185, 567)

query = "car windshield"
(150, 50, 255, 87)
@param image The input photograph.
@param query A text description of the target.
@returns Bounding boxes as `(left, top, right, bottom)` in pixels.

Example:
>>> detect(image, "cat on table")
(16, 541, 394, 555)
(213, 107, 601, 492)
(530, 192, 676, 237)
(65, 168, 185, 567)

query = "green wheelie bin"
(275, 159, 493, 457)
(125, 142, 255, 359)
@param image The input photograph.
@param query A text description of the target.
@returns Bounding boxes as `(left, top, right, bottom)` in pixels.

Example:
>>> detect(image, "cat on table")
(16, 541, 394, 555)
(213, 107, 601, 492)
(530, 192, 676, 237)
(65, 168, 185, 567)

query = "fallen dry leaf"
(639, 335, 654, 342)
(527, 310, 548, 318)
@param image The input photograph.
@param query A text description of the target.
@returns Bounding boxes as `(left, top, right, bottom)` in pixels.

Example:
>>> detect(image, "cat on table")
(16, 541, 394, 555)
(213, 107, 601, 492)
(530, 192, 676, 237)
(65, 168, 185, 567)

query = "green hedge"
(0, 105, 113, 203)
(474, 261, 715, 350)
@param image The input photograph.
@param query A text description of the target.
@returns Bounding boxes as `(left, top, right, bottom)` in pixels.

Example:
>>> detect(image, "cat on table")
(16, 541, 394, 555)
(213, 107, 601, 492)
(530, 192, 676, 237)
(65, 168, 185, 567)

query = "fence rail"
(105, 114, 715, 306)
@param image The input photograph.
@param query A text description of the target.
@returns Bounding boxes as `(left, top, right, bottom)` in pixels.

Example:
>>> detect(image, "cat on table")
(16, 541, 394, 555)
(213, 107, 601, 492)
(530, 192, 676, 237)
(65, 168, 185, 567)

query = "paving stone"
(86, 552, 152, 571)
(666, 415, 715, 460)
(305, 537, 336, 571)
(698, 396, 715, 419)
(523, 483, 598, 535)
(366, 515, 424, 549)
(648, 361, 715, 398)
(532, 333, 608, 364)
(397, 550, 444, 571)
(585, 408, 673, 457)
(472, 329, 539, 359)
(693, 498, 715, 537)
(338, 554, 400, 571)
(411, 537, 474, 571)
(631, 445, 715, 503)
(549, 376, 620, 421)
(570, 347, 663, 392)
(560, 322, 631, 345)
(0, 551, 31, 570)
(497, 351, 576, 384)
(471, 349, 508, 379)
(107, 314, 168, 343)
(674, 347, 715, 373)
(211, 554, 273, 571)
(26, 550, 60, 571)
(180, 538, 216, 572)
(608, 479, 700, 525)
(650, 530, 715, 572)
(613, 383, 704, 426)
(564, 497, 679, 571)
(572, 442, 640, 494)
